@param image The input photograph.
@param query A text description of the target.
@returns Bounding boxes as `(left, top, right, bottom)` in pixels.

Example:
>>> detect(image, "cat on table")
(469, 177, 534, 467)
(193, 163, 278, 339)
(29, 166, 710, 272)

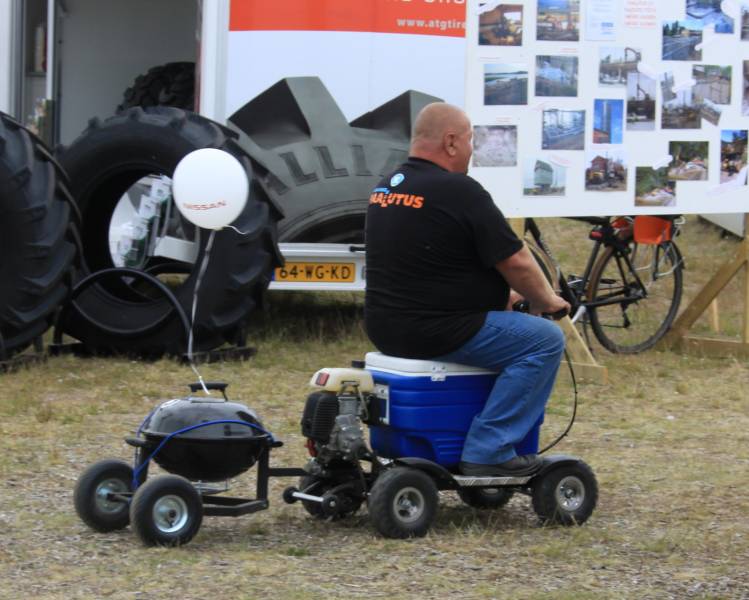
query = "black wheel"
(57, 107, 281, 356)
(228, 77, 440, 243)
(0, 112, 77, 358)
(587, 241, 682, 353)
(457, 487, 514, 509)
(73, 459, 133, 532)
(118, 62, 195, 112)
(532, 461, 598, 526)
(367, 468, 438, 539)
(130, 475, 203, 547)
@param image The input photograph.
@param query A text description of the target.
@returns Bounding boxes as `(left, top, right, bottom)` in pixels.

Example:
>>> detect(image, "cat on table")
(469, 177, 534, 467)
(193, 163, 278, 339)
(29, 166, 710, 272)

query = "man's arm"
(496, 246, 570, 316)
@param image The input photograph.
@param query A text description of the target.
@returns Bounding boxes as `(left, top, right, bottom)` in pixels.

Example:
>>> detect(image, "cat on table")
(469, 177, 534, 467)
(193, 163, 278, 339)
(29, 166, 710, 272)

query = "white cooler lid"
(365, 351, 496, 377)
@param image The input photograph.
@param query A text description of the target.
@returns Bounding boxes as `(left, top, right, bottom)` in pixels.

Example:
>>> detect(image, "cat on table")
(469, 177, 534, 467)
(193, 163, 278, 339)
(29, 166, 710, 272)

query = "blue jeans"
(434, 311, 565, 465)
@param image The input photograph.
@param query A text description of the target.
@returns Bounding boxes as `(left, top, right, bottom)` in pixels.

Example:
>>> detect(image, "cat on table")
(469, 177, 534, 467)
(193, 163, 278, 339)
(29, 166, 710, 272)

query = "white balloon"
(172, 149, 249, 230)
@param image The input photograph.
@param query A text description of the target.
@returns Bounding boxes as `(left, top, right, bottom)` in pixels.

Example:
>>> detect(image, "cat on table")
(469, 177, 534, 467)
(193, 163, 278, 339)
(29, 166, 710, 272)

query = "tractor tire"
(0, 112, 77, 358)
(228, 77, 441, 243)
(57, 107, 281, 356)
(118, 62, 195, 112)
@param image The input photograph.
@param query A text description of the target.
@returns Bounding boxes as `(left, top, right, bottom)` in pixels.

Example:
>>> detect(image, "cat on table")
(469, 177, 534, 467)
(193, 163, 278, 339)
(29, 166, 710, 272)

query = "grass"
(1, 217, 748, 599)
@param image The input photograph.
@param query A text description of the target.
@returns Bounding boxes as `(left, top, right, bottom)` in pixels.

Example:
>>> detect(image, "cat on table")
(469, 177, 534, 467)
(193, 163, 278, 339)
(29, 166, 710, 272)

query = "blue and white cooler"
(365, 352, 543, 468)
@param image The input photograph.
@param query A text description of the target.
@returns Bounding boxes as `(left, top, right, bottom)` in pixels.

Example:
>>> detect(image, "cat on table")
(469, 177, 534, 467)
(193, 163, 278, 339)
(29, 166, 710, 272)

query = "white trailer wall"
(0, 0, 16, 114)
(56, 0, 197, 143)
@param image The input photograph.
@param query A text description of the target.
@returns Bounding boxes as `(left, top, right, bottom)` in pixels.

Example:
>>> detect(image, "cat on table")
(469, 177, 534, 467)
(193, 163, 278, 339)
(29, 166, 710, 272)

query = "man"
(365, 102, 569, 477)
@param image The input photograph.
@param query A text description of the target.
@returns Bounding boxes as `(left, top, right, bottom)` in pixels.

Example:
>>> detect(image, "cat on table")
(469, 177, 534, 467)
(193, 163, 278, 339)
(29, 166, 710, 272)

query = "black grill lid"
(141, 396, 266, 440)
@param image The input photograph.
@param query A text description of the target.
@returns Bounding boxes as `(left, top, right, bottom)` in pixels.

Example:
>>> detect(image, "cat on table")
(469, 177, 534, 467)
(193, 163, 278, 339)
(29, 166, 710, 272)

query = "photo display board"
(465, 0, 749, 217)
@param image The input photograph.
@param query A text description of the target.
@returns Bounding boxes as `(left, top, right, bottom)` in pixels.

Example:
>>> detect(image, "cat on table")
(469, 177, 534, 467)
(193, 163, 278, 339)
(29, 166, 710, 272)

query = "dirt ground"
(1, 217, 748, 599)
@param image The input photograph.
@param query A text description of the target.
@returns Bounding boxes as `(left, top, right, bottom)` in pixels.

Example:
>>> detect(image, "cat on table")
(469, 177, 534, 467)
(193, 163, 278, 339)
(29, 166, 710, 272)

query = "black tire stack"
(0, 112, 78, 359)
(118, 62, 195, 112)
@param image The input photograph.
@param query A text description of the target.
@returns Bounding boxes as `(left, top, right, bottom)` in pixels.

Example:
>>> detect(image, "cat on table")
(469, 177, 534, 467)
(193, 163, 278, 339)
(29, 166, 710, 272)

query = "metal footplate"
(453, 475, 533, 487)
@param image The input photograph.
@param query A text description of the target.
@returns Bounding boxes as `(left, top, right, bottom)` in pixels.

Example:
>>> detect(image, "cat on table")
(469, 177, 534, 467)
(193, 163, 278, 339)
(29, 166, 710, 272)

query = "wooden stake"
(663, 213, 749, 357)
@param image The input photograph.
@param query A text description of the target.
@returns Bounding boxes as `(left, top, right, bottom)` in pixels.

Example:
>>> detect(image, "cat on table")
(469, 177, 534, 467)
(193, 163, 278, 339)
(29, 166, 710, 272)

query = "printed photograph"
(743, 2, 749, 40)
(686, 0, 734, 34)
(542, 109, 586, 150)
(635, 167, 676, 207)
(693, 65, 732, 105)
(537, 0, 580, 41)
(662, 20, 703, 61)
(599, 47, 642, 86)
(744, 60, 749, 116)
(585, 150, 628, 192)
(720, 129, 748, 184)
(662, 88, 701, 129)
(627, 71, 656, 131)
(668, 141, 709, 180)
(523, 158, 567, 196)
(536, 56, 579, 97)
(593, 99, 624, 144)
(661, 71, 676, 103)
(473, 125, 518, 167)
(700, 99, 722, 126)
(484, 64, 528, 105)
(479, 4, 524, 46)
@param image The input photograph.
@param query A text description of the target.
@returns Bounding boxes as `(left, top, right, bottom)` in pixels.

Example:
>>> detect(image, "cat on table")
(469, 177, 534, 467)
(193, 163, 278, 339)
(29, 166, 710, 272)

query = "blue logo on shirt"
(390, 173, 405, 187)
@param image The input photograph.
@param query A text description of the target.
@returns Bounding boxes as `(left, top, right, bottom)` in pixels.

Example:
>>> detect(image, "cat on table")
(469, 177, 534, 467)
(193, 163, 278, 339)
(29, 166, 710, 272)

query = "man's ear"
(445, 133, 457, 156)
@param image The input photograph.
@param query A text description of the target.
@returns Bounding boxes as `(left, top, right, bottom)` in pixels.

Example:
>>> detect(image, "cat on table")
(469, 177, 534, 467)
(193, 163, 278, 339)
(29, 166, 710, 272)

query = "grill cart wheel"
(457, 487, 514, 510)
(367, 467, 438, 539)
(73, 459, 133, 532)
(130, 475, 203, 546)
(531, 460, 598, 526)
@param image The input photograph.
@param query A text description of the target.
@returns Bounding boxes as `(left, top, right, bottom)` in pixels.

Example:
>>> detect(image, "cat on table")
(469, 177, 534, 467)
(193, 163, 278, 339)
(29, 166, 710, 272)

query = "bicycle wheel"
(587, 241, 682, 353)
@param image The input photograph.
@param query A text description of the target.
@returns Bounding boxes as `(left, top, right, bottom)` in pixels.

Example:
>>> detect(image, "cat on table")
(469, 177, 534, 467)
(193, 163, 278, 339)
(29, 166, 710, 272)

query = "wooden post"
(509, 218, 608, 384)
(662, 213, 749, 357)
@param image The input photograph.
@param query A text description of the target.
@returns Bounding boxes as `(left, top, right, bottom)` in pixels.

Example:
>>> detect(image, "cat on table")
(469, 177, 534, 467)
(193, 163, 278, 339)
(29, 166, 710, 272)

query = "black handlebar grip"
(512, 301, 568, 321)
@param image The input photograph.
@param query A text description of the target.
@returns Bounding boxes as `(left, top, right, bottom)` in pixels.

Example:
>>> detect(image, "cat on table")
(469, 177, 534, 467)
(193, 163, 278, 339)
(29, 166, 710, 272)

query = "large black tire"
(130, 475, 203, 547)
(73, 459, 133, 532)
(118, 62, 195, 112)
(0, 112, 77, 358)
(57, 107, 281, 356)
(229, 77, 440, 243)
(367, 467, 438, 538)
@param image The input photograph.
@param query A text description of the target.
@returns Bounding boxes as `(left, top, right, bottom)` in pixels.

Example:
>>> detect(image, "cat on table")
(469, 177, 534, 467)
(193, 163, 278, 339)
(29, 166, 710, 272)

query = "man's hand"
(529, 294, 570, 319)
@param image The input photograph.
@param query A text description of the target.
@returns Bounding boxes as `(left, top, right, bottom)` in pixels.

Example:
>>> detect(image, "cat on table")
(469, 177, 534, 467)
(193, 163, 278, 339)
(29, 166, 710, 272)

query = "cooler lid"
(364, 352, 495, 377)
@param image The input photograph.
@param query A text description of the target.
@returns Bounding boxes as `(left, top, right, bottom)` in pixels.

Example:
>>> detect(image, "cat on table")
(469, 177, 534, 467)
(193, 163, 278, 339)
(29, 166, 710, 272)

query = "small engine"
(301, 367, 374, 464)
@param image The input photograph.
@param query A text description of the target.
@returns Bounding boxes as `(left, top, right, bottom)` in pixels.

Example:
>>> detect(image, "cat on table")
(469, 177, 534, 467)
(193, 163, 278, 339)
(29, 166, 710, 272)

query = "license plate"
(274, 262, 356, 283)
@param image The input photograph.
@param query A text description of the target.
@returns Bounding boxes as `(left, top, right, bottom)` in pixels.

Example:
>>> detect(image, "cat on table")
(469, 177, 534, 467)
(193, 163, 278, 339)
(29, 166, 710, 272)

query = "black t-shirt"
(364, 157, 523, 359)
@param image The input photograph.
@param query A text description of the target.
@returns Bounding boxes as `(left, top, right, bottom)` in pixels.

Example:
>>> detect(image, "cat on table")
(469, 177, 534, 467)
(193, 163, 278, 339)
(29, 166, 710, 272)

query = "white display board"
(465, 0, 749, 217)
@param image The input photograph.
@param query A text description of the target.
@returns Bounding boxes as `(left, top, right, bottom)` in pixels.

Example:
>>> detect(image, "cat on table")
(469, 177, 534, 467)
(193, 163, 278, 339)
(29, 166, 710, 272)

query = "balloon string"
(187, 229, 217, 395)
(225, 224, 251, 236)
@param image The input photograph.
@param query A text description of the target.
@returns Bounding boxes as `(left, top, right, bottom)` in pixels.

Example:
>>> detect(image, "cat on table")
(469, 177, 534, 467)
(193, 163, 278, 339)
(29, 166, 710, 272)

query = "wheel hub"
(555, 475, 585, 511)
(153, 494, 189, 533)
(393, 486, 425, 523)
(95, 478, 128, 513)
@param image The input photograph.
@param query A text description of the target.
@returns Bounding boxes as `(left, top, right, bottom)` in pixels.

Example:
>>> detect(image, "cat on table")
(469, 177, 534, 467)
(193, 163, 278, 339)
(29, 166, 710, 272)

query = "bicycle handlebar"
(512, 300, 568, 321)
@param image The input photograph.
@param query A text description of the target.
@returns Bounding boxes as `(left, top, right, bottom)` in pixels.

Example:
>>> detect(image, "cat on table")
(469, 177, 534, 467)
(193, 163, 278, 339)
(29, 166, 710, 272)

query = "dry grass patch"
(1, 218, 748, 599)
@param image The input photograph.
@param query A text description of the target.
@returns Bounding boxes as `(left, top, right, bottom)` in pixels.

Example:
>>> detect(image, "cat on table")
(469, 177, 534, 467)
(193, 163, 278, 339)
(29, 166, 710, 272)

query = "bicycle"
(524, 215, 684, 354)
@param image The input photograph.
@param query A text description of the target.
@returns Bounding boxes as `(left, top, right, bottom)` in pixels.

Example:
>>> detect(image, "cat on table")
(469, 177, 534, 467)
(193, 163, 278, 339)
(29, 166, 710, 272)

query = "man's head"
(410, 103, 473, 174)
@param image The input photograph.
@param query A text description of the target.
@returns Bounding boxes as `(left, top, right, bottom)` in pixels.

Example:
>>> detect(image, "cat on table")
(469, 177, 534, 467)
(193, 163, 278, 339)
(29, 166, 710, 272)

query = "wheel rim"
(555, 475, 585, 512)
(95, 478, 129, 513)
(152, 494, 190, 533)
(392, 486, 425, 524)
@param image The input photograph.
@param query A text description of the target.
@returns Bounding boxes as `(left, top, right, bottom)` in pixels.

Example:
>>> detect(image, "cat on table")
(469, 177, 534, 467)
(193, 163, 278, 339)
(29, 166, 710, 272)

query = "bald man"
(364, 102, 569, 477)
